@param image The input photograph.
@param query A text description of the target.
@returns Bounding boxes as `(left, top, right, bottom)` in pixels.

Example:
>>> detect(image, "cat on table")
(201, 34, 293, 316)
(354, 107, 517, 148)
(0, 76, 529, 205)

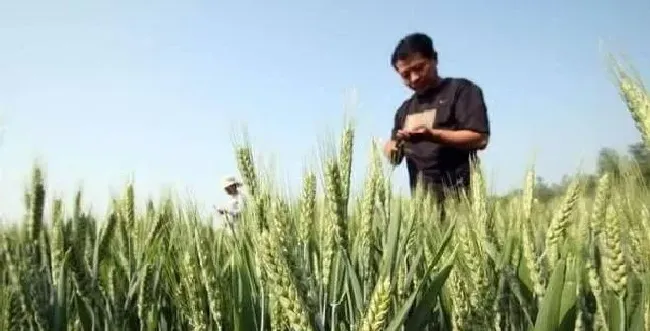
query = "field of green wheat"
(1, 57, 650, 331)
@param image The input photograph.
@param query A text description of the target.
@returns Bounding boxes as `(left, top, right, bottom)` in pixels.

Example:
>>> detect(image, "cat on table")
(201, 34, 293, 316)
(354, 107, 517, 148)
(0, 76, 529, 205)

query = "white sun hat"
(222, 176, 242, 189)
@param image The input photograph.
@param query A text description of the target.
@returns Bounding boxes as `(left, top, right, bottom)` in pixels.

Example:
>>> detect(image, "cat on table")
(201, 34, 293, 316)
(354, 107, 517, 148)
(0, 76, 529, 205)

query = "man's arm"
(384, 100, 409, 163)
(390, 100, 409, 142)
(429, 81, 490, 150)
(428, 129, 488, 150)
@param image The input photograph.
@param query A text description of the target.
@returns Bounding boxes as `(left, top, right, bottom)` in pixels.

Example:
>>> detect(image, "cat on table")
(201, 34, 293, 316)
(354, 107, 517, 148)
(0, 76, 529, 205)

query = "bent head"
(390, 33, 439, 94)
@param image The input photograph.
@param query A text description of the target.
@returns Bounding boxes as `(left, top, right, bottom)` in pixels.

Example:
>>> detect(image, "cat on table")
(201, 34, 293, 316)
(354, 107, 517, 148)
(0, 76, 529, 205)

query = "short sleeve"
(390, 100, 409, 140)
(455, 82, 490, 135)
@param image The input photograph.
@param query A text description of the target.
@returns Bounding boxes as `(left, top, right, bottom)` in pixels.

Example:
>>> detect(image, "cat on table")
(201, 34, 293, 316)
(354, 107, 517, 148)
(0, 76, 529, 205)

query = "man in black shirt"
(383, 32, 491, 210)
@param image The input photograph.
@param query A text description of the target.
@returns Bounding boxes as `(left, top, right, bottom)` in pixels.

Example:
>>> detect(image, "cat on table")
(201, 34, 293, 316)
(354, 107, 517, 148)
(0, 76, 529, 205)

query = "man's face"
(225, 185, 238, 195)
(394, 53, 437, 93)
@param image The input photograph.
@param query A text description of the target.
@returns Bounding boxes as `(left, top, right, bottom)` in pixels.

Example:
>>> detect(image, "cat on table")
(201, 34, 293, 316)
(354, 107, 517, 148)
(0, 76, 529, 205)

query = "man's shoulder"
(393, 96, 414, 117)
(394, 78, 482, 112)
(443, 77, 480, 92)
(397, 96, 413, 109)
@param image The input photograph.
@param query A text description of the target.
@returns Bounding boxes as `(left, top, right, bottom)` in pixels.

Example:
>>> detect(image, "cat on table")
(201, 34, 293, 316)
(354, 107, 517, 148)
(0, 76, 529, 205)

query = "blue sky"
(1, 0, 649, 221)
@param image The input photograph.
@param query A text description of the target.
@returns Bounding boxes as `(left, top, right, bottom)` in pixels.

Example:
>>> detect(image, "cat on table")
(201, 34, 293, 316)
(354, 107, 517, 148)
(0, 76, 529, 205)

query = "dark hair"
(390, 32, 438, 67)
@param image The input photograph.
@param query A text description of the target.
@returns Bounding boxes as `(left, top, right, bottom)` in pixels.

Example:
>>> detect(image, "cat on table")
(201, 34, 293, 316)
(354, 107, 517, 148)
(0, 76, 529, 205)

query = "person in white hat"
(215, 176, 247, 222)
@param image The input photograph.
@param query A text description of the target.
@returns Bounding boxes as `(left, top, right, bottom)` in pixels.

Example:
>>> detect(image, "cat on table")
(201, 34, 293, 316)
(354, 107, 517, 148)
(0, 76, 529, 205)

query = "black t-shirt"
(390, 77, 490, 193)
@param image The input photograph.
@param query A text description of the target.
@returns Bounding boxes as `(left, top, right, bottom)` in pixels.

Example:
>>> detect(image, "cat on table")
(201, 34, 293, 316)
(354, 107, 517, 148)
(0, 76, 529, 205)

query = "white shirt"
(222, 189, 247, 218)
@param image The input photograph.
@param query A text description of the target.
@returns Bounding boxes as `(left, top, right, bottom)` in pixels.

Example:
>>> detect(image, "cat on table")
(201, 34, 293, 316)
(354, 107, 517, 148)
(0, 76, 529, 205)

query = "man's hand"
(213, 205, 226, 215)
(396, 126, 433, 141)
(394, 122, 489, 151)
(401, 127, 488, 150)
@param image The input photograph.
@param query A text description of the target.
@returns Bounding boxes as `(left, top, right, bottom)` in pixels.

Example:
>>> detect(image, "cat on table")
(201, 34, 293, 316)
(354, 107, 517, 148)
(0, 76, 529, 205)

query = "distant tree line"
(497, 141, 650, 202)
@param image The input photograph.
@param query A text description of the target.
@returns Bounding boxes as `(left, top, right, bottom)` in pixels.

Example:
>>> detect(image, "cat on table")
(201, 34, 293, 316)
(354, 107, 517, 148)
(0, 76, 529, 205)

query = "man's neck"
(415, 76, 442, 96)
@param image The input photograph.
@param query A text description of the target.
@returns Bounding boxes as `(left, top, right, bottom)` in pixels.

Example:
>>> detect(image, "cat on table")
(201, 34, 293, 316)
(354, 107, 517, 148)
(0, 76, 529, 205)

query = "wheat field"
(1, 57, 649, 331)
